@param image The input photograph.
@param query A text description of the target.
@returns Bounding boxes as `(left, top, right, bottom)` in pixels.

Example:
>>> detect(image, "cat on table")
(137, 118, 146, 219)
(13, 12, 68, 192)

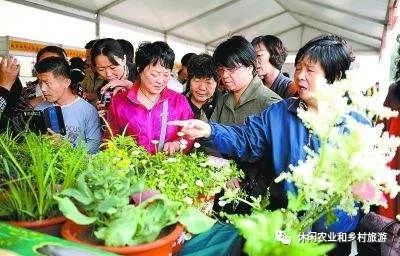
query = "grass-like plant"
(0, 131, 88, 221)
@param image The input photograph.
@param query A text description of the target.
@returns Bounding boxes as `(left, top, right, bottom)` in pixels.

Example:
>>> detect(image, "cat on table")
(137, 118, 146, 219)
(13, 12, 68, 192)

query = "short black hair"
(91, 38, 125, 67)
(36, 46, 67, 63)
(187, 54, 218, 83)
(117, 39, 134, 63)
(135, 41, 175, 73)
(251, 35, 288, 70)
(85, 39, 97, 50)
(35, 57, 70, 79)
(213, 35, 256, 74)
(295, 34, 354, 84)
(181, 53, 196, 67)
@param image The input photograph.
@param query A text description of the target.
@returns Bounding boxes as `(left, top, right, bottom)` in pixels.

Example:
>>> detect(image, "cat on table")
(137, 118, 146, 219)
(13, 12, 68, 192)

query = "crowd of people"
(0, 33, 398, 254)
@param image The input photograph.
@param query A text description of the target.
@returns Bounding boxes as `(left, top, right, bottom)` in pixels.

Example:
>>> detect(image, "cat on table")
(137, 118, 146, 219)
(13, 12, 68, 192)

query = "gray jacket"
(210, 76, 281, 124)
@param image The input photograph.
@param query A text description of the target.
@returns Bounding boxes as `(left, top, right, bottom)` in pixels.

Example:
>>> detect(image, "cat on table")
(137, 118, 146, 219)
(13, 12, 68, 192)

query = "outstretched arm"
(169, 112, 270, 161)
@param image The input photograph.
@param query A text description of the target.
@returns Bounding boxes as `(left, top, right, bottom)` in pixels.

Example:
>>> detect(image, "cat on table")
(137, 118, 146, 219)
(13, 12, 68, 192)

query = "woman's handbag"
(356, 212, 400, 256)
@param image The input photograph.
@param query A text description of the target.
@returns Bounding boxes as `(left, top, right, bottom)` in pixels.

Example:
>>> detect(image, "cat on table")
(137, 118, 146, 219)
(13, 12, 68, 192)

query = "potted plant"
(0, 131, 88, 236)
(56, 135, 243, 255)
(227, 70, 400, 255)
(132, 139, 243, 213)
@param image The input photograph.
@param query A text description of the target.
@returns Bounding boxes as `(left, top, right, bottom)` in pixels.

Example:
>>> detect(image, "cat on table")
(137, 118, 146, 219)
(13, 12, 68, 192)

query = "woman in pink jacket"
(107, 41, 194, 154)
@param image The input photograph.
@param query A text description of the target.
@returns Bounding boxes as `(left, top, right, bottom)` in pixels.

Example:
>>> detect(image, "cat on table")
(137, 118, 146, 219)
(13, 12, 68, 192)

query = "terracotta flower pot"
(8, 216, 67, 237)
(61, 220, 185, 256)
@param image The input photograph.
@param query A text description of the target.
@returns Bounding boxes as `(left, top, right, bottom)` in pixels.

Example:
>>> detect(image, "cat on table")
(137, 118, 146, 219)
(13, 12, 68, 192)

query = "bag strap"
(382, 219, 398, 232)
(158, 100, 168, 152)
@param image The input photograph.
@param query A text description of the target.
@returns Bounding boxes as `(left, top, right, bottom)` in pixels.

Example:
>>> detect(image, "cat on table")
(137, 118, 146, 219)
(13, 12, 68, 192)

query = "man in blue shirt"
(35, 57, 101, 154)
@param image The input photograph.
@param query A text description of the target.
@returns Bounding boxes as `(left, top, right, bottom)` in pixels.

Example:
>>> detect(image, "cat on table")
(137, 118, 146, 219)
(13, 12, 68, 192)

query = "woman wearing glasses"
(208, 36, 281, 214)
(210, 35, 281, 124)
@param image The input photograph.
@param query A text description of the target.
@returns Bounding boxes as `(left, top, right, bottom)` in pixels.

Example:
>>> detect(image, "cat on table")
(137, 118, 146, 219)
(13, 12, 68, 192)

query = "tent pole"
(95, 12, 101, 39)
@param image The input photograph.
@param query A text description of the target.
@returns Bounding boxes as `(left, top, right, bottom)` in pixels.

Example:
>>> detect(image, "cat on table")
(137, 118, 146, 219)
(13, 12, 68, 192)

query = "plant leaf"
(59, 188, 93, 205)
(96, 207, 138, 247)
(76, 173, 94, 200)
(97, 196, 127, 213)
(178, 207, 216, 234)
(54, 196, 96, 225)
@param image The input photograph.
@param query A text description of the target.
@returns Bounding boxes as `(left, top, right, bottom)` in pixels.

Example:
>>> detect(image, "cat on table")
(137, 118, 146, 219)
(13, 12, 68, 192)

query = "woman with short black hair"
(107, 41, 194, 155)
(207, 36, 281, 215)
(186, 53, 219, 121)
(210, 35, 281, 124)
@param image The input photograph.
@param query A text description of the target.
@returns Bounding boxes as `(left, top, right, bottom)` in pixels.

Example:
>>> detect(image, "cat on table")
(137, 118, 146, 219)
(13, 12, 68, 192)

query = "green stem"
(235, 197, 259, 209)
(295, 196, 340, 232)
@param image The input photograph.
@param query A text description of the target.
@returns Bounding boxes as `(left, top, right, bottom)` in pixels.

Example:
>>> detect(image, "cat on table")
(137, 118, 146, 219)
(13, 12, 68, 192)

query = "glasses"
(217, 66, 242, 75)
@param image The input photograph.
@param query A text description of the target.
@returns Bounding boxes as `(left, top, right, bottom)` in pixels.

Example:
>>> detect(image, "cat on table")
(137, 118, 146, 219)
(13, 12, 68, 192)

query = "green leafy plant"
(0, 131, 88, 221)
(231, 210, 333, 256)
(142, 151, 244, 209)
(55, 136, 223, 247)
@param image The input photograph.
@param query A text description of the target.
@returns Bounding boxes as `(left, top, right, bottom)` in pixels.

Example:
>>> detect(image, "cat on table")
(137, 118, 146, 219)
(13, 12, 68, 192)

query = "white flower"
(131, 150, 141, 156)
(180, 138, 188, 145)
(158, 181, 165, 188)
(177, 131, 185, 137)
(206, 156, 230, 168)
(183, 197, 193, 205)
(210, 186, 222, 195)
(179, 184, 188, 190)
(166, 158, 177, 163)
(199, 162, 208, 167)
(195, 180, 204, 187)
(218, 200, 227, 207)
(194, 142, 201, 148)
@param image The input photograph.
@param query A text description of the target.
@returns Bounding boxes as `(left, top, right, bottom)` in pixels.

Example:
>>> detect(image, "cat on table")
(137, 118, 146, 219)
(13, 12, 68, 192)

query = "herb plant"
(142, 152, 243, 209)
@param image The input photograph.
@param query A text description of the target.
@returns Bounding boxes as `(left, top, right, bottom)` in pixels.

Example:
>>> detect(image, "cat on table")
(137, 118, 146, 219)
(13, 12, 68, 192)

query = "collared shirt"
(210, 76, 281, 124)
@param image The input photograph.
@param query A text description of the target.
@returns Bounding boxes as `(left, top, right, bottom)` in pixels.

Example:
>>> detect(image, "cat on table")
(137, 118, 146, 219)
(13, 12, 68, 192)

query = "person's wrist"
(204, 124, 212, 138)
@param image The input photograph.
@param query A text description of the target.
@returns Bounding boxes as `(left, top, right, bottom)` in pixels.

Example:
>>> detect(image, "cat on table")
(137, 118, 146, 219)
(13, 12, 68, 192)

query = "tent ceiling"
(13, 0, 391, 53)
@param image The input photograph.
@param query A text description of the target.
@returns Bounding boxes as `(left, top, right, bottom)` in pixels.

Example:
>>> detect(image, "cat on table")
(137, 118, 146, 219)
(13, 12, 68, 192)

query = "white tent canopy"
(10, 0, 393, 54)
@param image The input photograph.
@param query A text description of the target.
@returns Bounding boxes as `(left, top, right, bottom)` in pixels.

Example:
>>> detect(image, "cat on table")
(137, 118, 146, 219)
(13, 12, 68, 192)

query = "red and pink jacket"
(107, 83, 194, 154)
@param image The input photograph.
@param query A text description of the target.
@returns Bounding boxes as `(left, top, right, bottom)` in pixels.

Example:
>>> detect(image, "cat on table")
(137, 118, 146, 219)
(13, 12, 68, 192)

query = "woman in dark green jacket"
(208, 35, 282, 214)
